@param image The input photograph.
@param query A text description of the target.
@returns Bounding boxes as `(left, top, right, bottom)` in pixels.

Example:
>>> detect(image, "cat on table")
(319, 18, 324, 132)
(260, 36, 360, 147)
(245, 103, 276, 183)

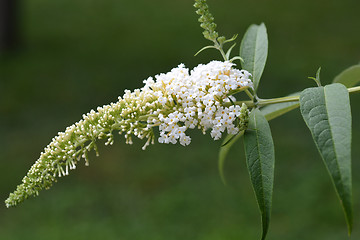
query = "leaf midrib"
(323, 88, 345, 195)
(251, 28, 259, 91)
(253, 112, 268, 231)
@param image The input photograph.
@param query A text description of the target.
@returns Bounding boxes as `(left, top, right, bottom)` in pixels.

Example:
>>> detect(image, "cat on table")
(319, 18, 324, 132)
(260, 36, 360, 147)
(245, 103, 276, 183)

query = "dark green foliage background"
(1, 0, 360, 239)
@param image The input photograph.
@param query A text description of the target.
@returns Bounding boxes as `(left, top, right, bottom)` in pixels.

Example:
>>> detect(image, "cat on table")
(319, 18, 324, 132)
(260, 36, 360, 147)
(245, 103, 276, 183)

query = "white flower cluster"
(143, 61, 252, 146)
(5, 61, 252, 207)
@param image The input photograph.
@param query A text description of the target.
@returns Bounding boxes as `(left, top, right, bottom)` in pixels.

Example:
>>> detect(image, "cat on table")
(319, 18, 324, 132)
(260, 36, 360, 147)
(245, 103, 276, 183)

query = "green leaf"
(225, 43, 237, 61)
(194, 45, 217, 56)
(308, 67, 322, 87)
(260, 92, 300, 121)
(333, 65, 360, 87)
(240, 23, 268, 92)
(316, 67, 321, 81)
(218, 131, 244, 185)
(299, 83, 353, 234)
(244, 109, 275, 240)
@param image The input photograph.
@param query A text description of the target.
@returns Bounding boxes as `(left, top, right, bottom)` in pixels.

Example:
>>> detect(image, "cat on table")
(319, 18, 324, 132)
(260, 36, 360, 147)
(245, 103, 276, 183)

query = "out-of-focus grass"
(1, 0, 360, 239)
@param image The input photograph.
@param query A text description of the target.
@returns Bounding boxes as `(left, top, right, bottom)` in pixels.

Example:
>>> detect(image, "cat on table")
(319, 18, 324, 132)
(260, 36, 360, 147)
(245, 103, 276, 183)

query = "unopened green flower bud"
(194, 0, 220, 43)
(217, 36, 226, 44)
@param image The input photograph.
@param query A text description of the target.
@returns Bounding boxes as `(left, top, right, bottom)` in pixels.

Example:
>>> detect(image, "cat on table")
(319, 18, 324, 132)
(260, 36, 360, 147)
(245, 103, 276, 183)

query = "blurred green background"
(1, 0, 360, 239)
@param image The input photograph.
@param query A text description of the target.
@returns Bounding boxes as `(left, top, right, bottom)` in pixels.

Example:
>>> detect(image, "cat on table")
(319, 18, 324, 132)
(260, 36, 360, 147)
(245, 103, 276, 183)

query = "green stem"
(215, 42, 227, 61)
(227, 86, 250, 96)
(225, 96, 299, 108)
(257, 96, 300, 107)
(348, 86, 360, 93)
(224, 100, 255, 107)
(229, 86, 360, 108)
(245, 89, 254, 100)
(138, 114, 158, 121)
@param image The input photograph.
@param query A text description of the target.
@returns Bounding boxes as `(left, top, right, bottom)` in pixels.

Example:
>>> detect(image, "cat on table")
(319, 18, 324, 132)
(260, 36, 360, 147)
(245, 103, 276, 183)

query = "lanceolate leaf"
(333, 65, 360, 88)
(219, 23, 269, 175)
(300, 83, 353, 234)
(240, 23, 268, 92)
(244, 109, 275, 240)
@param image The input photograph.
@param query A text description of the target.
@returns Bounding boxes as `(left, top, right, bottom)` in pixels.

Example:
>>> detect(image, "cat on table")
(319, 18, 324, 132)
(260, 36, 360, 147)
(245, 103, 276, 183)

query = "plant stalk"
(229, 86, 360, 108)
(348, 86, 360, 93)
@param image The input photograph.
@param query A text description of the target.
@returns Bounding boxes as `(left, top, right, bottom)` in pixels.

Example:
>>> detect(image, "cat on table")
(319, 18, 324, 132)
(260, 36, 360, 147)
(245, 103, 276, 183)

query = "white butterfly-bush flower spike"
(5, 61, 252, 208)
